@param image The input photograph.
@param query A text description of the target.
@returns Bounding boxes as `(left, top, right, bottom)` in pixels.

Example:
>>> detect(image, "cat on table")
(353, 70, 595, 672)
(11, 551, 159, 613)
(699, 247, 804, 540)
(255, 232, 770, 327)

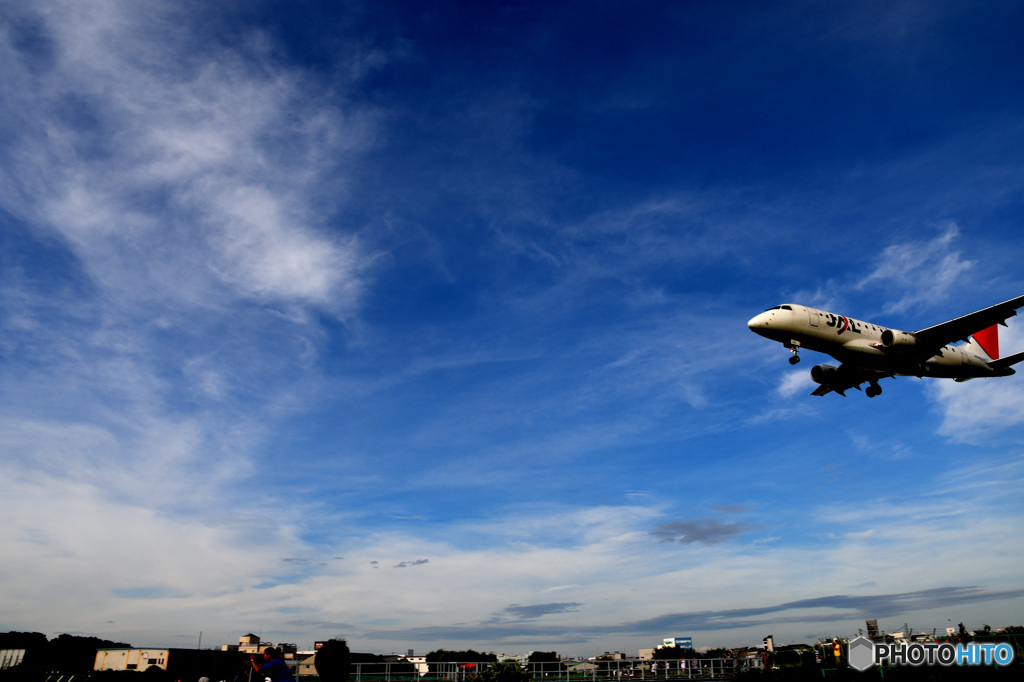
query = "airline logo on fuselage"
(824, 313, 861, 335)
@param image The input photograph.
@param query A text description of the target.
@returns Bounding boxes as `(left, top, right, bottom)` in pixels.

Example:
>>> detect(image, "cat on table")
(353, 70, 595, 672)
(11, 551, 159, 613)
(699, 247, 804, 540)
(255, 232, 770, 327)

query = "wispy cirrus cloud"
(859, 223, 975, 315)
(0, 0, 385, 646)
(786, 223, 976, 321)
(0, 0, 378, 313)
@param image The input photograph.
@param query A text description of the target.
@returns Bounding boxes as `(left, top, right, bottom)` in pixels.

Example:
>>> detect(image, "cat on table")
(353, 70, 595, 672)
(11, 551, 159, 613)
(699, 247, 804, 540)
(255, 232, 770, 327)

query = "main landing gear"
(865, 382, 882, 398)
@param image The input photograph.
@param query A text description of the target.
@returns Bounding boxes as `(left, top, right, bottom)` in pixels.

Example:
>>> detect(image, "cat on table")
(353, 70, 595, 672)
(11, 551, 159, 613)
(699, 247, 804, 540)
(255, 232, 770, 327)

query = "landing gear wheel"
(789, 355, 800, 365)
(866, 385, 881, 398)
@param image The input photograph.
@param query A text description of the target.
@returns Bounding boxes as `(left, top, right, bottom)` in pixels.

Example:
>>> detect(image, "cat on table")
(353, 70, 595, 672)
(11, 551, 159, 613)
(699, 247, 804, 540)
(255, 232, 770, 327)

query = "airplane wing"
(912, 294, 1024, 351)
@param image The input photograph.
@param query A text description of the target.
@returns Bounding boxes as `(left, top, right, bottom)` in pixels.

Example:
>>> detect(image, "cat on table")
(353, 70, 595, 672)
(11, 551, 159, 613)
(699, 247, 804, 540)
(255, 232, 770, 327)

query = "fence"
(300, 659, 741, 682)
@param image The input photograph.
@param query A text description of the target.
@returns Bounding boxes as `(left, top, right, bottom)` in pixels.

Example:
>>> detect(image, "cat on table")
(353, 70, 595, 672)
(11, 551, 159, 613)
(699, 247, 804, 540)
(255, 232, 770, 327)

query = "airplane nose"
(747, 312, 771, 336)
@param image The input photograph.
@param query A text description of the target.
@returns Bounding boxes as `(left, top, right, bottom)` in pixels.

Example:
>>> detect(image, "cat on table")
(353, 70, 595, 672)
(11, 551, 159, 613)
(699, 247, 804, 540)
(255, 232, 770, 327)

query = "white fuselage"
(747, 304, 998, 379)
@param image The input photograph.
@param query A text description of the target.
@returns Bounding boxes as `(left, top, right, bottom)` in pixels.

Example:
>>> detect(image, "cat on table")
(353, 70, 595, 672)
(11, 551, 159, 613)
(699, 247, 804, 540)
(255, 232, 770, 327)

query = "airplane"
(747, 294, 1024, 397)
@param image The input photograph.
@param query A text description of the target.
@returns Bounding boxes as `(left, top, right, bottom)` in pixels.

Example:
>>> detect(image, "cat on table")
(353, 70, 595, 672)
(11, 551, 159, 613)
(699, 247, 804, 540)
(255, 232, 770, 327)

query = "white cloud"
(931, 379, 1024, 443)
(0, 469, 308, 635)
(208, 184, 365, 307)
(859, 222, 975, 314)
(235, 492, 1024, 652)
(0, 0, 377, 312)
(0, 0, 380, 644)
(778, 370, 813, 398)
(2, 446, 1022, 654)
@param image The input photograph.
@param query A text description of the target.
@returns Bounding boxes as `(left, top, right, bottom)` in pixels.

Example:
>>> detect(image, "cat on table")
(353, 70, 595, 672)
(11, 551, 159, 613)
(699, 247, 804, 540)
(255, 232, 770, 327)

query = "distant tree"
(425, 651, 496, 663)
(476, 662, 528, 682)
(0, 633, 48, 651)
(525, 652, 565, 676)
(425, 651, 496, 676)
(0, 633, 48, 670)
(651, 646, 696, 660)
(47, 634, 131, 672)
(314, 639, 351, 682)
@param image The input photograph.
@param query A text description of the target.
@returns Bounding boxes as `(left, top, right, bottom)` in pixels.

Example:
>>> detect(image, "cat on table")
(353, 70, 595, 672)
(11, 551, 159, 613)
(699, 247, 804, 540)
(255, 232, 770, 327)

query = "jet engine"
(880, 328, 916, 348)
(810, 364, 844, 385)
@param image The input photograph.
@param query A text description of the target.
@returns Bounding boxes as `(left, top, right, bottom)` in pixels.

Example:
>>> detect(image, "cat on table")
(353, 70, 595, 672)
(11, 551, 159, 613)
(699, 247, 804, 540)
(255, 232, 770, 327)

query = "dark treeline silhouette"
(425, 650, 497, 663)
(0, 633, 250, 682)
(0, 632, 132, 673)
(424, 650, 496, 676)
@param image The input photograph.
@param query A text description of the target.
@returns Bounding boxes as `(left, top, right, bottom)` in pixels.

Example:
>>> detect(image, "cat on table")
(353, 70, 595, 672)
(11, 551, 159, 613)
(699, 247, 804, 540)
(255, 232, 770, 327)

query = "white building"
(1, 650, 26, 670)
(95, 649, 169, 672)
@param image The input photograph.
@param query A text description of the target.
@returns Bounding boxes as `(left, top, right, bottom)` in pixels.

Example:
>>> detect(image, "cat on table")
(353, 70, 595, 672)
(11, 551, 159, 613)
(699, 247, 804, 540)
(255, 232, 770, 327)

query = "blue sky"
(3, 0, 1024, 657)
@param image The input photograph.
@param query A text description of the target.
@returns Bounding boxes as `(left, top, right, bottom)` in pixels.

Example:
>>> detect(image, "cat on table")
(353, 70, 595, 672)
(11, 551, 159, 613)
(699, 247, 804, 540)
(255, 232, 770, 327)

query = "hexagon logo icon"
(848, 636, 875, 671)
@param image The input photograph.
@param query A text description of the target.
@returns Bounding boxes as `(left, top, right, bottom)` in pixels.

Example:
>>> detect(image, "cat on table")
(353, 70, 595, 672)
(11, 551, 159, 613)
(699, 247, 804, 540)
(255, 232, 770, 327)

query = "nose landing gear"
(787, 341, 801, 365)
